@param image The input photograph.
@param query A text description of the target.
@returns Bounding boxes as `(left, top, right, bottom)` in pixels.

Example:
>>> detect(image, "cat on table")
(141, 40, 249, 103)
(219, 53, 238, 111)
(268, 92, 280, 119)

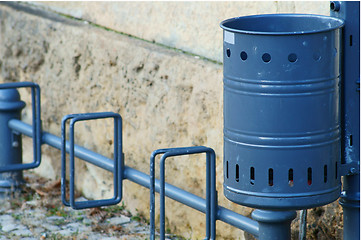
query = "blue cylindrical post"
(252, 210, 297, 240)
(339, 174, 360, 240)
(330, 2, 360, 239)
(0, 89, 25, 196)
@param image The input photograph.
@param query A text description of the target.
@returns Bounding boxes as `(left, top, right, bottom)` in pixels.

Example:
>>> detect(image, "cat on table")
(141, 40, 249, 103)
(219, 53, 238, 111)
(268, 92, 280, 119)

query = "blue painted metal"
(331, 0, 360, 169)
(220, 14, 344, 210)
(150, 146, 216, 240)
(0, 82, 41, 172)
(149, 148, 182, 240)
(331, 2, 360, 240)
(340, 174, 360, 240)
(7, 118, 259, 237)
(9, 119, 114, 172)
(0, 88, 25, 194)
(61, 112, 123, 210)
(129, 161, 259, 237)
(252, 210, 297, 240)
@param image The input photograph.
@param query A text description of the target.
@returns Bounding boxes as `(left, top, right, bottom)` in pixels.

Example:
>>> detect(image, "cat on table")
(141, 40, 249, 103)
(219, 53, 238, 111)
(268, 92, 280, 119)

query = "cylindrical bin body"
(0, 89, 25, 195)
(220, 14, 344, 210)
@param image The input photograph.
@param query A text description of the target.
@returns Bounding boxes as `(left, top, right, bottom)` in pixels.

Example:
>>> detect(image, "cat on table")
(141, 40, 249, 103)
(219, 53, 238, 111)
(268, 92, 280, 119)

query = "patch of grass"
(11, 213, 21, 221)
(46, 206, 68, 218)
(102, 202, 126, 213)
(130, 208, 149, 225)
(131, 215, 141, 222)
(53, 218, 66, 226)
(23, 193, 34, 202)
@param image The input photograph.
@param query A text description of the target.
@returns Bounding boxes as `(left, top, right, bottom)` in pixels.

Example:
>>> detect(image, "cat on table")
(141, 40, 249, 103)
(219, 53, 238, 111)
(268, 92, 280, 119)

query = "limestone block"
(32, 1, 329, 62)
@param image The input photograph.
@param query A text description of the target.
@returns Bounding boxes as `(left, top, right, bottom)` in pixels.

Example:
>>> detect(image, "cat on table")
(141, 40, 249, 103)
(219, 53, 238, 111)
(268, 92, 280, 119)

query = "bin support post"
(0, 89, 25, 196)
(252, 210, 297, 240)
(340, 174, 360, 240)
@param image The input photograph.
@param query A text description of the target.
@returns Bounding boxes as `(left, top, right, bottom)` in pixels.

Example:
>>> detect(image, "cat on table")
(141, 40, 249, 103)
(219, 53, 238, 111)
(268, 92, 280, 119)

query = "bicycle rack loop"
(149, 146, 217, 240)
(61, 112, 123, 210)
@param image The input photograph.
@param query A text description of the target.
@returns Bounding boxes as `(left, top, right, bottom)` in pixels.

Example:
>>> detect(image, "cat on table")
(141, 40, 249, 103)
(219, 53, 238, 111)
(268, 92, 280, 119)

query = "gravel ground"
(0, 172, 181, 240)
(0, 171, 344, 240)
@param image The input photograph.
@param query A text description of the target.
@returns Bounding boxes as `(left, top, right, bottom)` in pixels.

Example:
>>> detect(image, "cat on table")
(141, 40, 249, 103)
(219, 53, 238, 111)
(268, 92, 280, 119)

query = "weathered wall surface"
(32, 1, 329, 62)
(0, 2, 342, 240)
(0, 3, 227, 238)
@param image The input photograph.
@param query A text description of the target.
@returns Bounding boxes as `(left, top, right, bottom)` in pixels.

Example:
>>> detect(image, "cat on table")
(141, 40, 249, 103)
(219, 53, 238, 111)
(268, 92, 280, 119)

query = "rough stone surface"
(0, 2, 343, 240)
(31, 1, 330, 62)
(107, 216, 131, 226)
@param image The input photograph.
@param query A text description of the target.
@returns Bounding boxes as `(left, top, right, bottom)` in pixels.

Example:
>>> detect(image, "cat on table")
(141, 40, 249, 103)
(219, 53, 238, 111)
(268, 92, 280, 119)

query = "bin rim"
(220, 14, 344, 35)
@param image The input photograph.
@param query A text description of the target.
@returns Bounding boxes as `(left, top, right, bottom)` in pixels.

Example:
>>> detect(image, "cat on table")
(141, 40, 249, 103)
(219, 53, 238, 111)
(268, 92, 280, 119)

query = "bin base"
(224, 184, 341, 210)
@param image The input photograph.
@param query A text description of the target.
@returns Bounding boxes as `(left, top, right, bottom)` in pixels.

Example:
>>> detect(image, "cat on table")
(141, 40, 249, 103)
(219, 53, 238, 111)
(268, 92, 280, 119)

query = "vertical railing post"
(252, 210, 297, 240)
(331, 2, 360, 240)
(0, 89, 25, 196)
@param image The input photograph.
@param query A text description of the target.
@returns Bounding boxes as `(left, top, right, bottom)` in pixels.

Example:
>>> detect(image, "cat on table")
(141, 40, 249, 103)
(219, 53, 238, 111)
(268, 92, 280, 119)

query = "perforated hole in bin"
(288, 169, 294, 187)
(324, 165, 328, 183)
(268, 168, 274, 186)
(226, 48, 231, 58)
(236, 164, 239, 182)
(307, 168, 312, 185)
(240, 51, 247, 61)
(250, 167, 255, 185)
(262, 53, 271, 63)
(288, 53, 297, 63)
(226, 161, 229, 179)
(335, 162, 338, 179)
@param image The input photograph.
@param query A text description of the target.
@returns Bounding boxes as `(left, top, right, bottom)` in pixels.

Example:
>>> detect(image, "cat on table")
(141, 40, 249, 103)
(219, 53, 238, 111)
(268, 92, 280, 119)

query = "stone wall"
(0, 2, 342, 239)
(32, 1, 329, 62)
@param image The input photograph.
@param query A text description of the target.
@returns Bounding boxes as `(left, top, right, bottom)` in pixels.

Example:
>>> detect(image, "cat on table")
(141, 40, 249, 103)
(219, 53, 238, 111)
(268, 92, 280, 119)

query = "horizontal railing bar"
(9, 119, 114, 171)
(217, 207, 259, 236)
(8, 118, 259, 237)
(124, 166, 259, 237)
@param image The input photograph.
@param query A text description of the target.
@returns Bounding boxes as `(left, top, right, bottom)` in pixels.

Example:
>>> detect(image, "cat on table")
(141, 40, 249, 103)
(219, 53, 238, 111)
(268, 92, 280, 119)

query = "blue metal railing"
(4, 106, 259, 238)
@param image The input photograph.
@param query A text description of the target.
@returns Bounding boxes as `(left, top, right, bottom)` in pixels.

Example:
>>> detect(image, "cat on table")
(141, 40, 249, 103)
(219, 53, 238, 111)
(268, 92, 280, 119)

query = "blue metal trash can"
(220, 14, 344, 210)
